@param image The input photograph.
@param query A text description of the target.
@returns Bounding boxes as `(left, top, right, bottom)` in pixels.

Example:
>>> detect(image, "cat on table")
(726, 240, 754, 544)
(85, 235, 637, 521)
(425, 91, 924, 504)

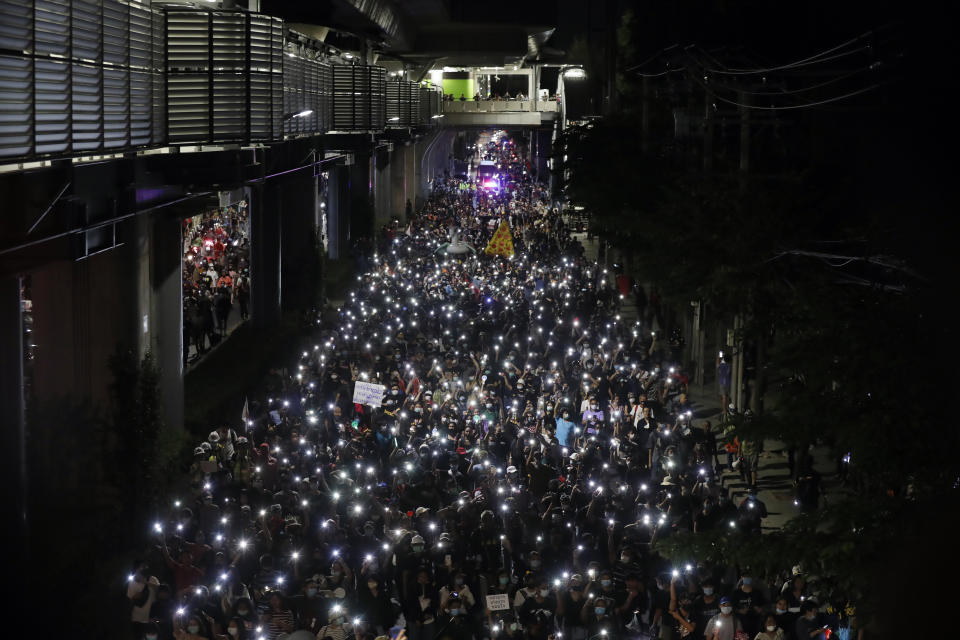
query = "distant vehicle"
(476, 160, 500, 192)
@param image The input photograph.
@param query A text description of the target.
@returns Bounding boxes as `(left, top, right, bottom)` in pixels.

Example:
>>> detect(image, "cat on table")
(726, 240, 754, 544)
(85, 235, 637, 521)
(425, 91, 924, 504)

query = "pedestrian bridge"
(439, 100, 560, 126)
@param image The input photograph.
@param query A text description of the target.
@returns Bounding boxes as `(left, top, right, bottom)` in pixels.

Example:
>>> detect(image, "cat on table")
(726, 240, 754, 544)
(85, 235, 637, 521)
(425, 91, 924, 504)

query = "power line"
(626, 45, 680, 72)
(706, 65, 879, 97)
(679, 48, 887, 109)
(680, 47, 885, 99)
(634, 67, 687, 78)
(705, 45, 875, 76)
(702, 27, 888, 76)
(692, 73, 884, 111)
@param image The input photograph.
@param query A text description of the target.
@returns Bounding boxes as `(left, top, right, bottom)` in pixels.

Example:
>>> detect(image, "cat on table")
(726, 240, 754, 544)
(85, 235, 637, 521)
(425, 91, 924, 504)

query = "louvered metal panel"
(0, 3, 331, 161)
(34, 58, 70, 154)
(166, 72, 208, 142)
(0, 0, 170, 161)
(166, 11, 209, 71)
(424, 86, 441, 121)
(249, 14, 280, 141)
(372, 67, 385, 129)
(212, 73, 245, 141)
(269, 18, 283, 74)
(400, 80, 412, 126)
(280, 52, 332, 137)
(317, 61, 332, 131)
(333, 64, 385, 131)
(0, 55, 33, 158)
(151, 7, 165, 145)
(164, 10, 284, 145)
(71, 62, 103, 151)
(210, 13, 245, 142)
(248, 14, 275, 73)
(103, 66, 129, 147)
(128, 3, 154, 147)
(385, 77, 400, 125)
(129, 3, 153, 69)
(268, 18, 284, 138)
(282, 54, 303, 137)
(387, 78, 419, 127)
(212, 13, 245, 71)
(271, 68, 283, 140)
(248, 71, 274, 141)
(102, 0, 129, 66)
(71, 0, 102, 63)
(0, 0, 32, 53)
(34, 0, 70, 57)
(419, 86, 433, 124)
(407, 81, 420, 126)
(303, 57, 319, 133)
(130, 70, 152, 145)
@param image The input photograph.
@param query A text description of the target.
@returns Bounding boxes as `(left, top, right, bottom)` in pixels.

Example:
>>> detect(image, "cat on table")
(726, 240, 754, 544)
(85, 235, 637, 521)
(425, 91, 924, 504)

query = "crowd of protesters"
(182, 201, 252, 364)
(129, 133, 855, 640)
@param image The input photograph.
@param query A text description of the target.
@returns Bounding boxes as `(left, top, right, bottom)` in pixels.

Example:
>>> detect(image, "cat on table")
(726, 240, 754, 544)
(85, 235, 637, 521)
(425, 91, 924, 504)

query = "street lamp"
(283, 109, 313, 121)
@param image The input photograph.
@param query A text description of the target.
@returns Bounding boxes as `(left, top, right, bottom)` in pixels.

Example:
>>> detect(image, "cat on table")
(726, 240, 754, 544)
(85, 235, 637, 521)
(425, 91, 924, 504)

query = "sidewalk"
(573, 228, 840, 531)
(186, 304, 247, 370)
(684, 385, 829, 531)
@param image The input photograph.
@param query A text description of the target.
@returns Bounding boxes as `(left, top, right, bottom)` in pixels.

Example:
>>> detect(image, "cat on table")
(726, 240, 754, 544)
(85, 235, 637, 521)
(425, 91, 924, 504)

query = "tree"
(559, 43, 955, 631)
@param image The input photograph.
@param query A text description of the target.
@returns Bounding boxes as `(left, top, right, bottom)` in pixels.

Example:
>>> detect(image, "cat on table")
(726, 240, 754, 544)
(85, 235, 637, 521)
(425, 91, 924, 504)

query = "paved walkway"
(186, 304, 247, 370)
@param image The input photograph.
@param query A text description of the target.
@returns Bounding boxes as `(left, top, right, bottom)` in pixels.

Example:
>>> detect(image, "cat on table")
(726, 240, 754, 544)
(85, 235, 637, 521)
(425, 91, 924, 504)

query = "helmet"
(208, 431, 221, 443)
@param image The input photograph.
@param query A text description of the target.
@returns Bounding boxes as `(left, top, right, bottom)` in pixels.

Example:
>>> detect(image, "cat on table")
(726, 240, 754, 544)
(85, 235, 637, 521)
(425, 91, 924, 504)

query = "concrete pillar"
(29, 260, 79, 399)
(532, 66, 541, 111)
(528, 69, 535, 110)
(327, 163, 349, 259)
(390, 144, 407, 222)
(414, 139, 426, 210)
(0, 275, 27, 601)
(373, 145, 392, 229)
(280, 171, 318, 311)
(249, 182, 282, 327)
(148, 215, 185, 429)
(350, 149, 373, 240)
(416, 130, 453, 203)
(404, 141, 417, 212)
(30, 242, 136, 407)
(534, 129, 551, 181)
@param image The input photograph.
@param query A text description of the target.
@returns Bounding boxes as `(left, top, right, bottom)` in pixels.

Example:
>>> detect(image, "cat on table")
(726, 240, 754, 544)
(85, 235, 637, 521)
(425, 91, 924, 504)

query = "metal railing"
(441, 99, 559, 113)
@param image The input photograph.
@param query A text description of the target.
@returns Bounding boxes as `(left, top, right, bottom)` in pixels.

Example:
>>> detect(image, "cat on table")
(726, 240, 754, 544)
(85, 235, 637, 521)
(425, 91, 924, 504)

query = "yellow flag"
(484, 220, 515, 257)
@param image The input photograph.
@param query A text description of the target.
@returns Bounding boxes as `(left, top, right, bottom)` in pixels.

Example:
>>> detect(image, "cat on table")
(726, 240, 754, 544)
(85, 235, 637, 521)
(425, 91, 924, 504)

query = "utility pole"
(749, 329, 765, 415)
(692, 299, 705, 390)
(641, 76, 650, 154)
(703, 88, 713, 171)
(739, 90, 750, 173)
(732, 314, 745, 411)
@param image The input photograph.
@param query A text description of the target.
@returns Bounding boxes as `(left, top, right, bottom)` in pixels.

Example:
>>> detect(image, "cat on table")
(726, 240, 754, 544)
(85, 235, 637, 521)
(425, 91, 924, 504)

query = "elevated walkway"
(440, 100, 559, 127)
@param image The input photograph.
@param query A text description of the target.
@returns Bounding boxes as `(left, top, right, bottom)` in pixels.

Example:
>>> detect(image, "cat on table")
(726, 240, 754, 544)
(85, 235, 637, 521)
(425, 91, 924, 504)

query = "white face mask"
(766, 626, 776, 632)
(228, 628, 239, 637)
(721, 606, 733, 615)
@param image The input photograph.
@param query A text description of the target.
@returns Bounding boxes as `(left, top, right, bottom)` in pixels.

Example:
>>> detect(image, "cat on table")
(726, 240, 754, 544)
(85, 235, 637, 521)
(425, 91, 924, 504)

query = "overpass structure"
(0, 0, 577, 574)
